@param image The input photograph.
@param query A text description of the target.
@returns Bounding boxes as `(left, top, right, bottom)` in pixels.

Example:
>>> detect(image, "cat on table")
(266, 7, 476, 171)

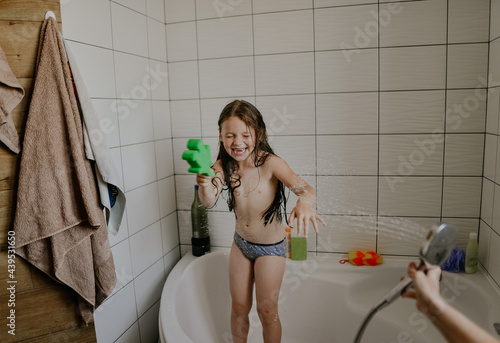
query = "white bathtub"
(159, 249, 500, 343)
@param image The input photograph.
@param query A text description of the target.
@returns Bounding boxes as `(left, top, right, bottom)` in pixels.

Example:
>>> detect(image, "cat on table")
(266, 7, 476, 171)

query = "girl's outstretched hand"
(289, 203, 326, 238)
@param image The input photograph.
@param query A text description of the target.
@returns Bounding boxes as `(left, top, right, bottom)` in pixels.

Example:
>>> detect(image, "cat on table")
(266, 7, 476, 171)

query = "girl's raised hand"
(288, 203, 326, 238)
(196, 173, 213, 188)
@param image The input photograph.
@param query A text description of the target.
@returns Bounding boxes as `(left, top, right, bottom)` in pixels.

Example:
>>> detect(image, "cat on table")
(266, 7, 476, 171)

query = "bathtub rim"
(158, 249, 500, 343)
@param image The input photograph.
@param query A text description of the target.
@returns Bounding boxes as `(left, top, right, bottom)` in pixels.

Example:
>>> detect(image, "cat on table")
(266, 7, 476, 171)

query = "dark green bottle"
(191, 185, 210, 256)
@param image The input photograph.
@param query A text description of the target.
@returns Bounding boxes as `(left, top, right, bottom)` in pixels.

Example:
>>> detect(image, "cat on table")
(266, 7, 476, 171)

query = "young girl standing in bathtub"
(196, 100, 325, 343)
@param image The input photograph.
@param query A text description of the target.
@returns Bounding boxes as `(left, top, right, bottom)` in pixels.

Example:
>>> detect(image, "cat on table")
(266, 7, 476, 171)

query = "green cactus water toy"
(182, 139, 215, 177)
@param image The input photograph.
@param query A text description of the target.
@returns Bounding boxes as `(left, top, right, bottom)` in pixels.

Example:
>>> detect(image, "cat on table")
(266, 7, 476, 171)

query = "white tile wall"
(380, 91, 445, 134)
(64, 41, 116, 98)
(256, 53, 314, 95)
(316, 49, 378, 92)
(197, 16, 253, 59)
(486, 87, 500, 134)
(254, 10, 313, 55)
(317, 135, 378, 175)
(111, 3, 149, 57)
(380, 46, 446, 91)
(200, 57, 255, 98)
(63, 1, 500, 341)
(448, 0, 490, 44)
(317, 93, 378, 134)
(447, 43, 489, 89)
(379, 134, 443, 176)
(315, 5, 378, 51)
(446, 89, 486, 133)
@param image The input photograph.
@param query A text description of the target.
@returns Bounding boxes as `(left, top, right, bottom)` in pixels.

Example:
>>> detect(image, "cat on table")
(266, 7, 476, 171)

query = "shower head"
(419, 223, 458, 267)
(353, 223, 459, 343)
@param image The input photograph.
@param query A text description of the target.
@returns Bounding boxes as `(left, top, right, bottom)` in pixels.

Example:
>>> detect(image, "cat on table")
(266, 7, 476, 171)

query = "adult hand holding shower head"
(353, 223, 458, 343)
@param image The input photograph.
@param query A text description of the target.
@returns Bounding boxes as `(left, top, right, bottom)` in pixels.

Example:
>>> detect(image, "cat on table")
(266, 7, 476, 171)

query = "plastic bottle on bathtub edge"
(465, 232, 478, 274)
(191, 185, 210, 256)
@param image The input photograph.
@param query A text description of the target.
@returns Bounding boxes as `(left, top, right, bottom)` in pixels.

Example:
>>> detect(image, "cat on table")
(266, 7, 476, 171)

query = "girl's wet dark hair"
(215, 99, 288, 226)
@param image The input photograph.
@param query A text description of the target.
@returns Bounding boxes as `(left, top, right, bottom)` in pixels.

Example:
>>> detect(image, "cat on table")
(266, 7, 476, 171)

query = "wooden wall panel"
(0, 1, 97, 342)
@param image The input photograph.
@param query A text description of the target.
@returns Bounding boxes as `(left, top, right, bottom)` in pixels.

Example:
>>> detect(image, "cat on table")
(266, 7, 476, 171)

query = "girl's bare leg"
(229, 242, 254, 343)
(254, 256, 286, 343)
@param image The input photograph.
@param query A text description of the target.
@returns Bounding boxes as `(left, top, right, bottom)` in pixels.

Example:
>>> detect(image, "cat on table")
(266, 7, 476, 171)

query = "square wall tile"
(65, 41, 116, 98)
(155, 139, 174, 179)
(114, 52, 151, 100)
(317, 176, 378, 215)
(444, 134, 484, 176)
(497, 137, 500, 183)
(318, 215, 377, 253)
(317, 135, 378, 175)
(379, 0, 447, 47)
(379, 134, 444, 176)
(147, 0, 165, 22)
(166, 22, 197, 62)
(492, 0, 500, 40)
(442, 177, 482, 218)
(199, 57, 255, 98)
(207, 212, 236, 247)
(271, 136, 316, 175)
(486, 87, 499, 135)
(134, 259, 165, 316)
(61, 0, 113, 49)
(148, 19, 167, 62)
(130, 221, 163, 277)
(110, 239, 133, 294)
(121, 142, 157, 191)
(493, 184, 500, 234)
(196, 0, 252, 20)
(165, 0, 195, 23)
(378, 176, 442, 217)
(92, 99, 120, 148)
(481, 179, 495, 227)
(111, 3, 148, 57)
(108, 207, 129, 247)
(380, 46, 446, 91)
(168, 61, 199, 100)
(447, 43, 489, 89)
(257, 95, 315, 136)
(315, 5, 378, 51)
(149, 60, 169, 100)
(316, 49, 378, 93)
(253, 0, 312, 13)
(446, 89, 486, 133)
(152, 101, 171, 139)
(487, 230, 500, 285)
(377, 217, 437, 256)
(138, 302, 161, 343)
(118, 100, 154, 145)
(478, 220, 491, 269)
(164, 248, 181, 276)
(256, 53, 314, 96)
(126, 182, 160, 235)
(380, 91, 445, 134)
(161, 212, 179, 254)
(490, 39, 500, 88)
(484, 134, 498, 181)
(176, 175, 198, 210)
(254, 10, 313, 55)
(94, 282, 138, 343)
(158, 176, 177, 218)
(316, 92, 378, 135)
(448, 0, 490, 43)
(197, 16, 253, 59)
(170, 100, 201, 138)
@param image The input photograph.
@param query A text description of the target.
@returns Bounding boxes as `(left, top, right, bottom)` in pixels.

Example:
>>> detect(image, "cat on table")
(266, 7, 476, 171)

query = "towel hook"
(45, 11, 56, 20)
